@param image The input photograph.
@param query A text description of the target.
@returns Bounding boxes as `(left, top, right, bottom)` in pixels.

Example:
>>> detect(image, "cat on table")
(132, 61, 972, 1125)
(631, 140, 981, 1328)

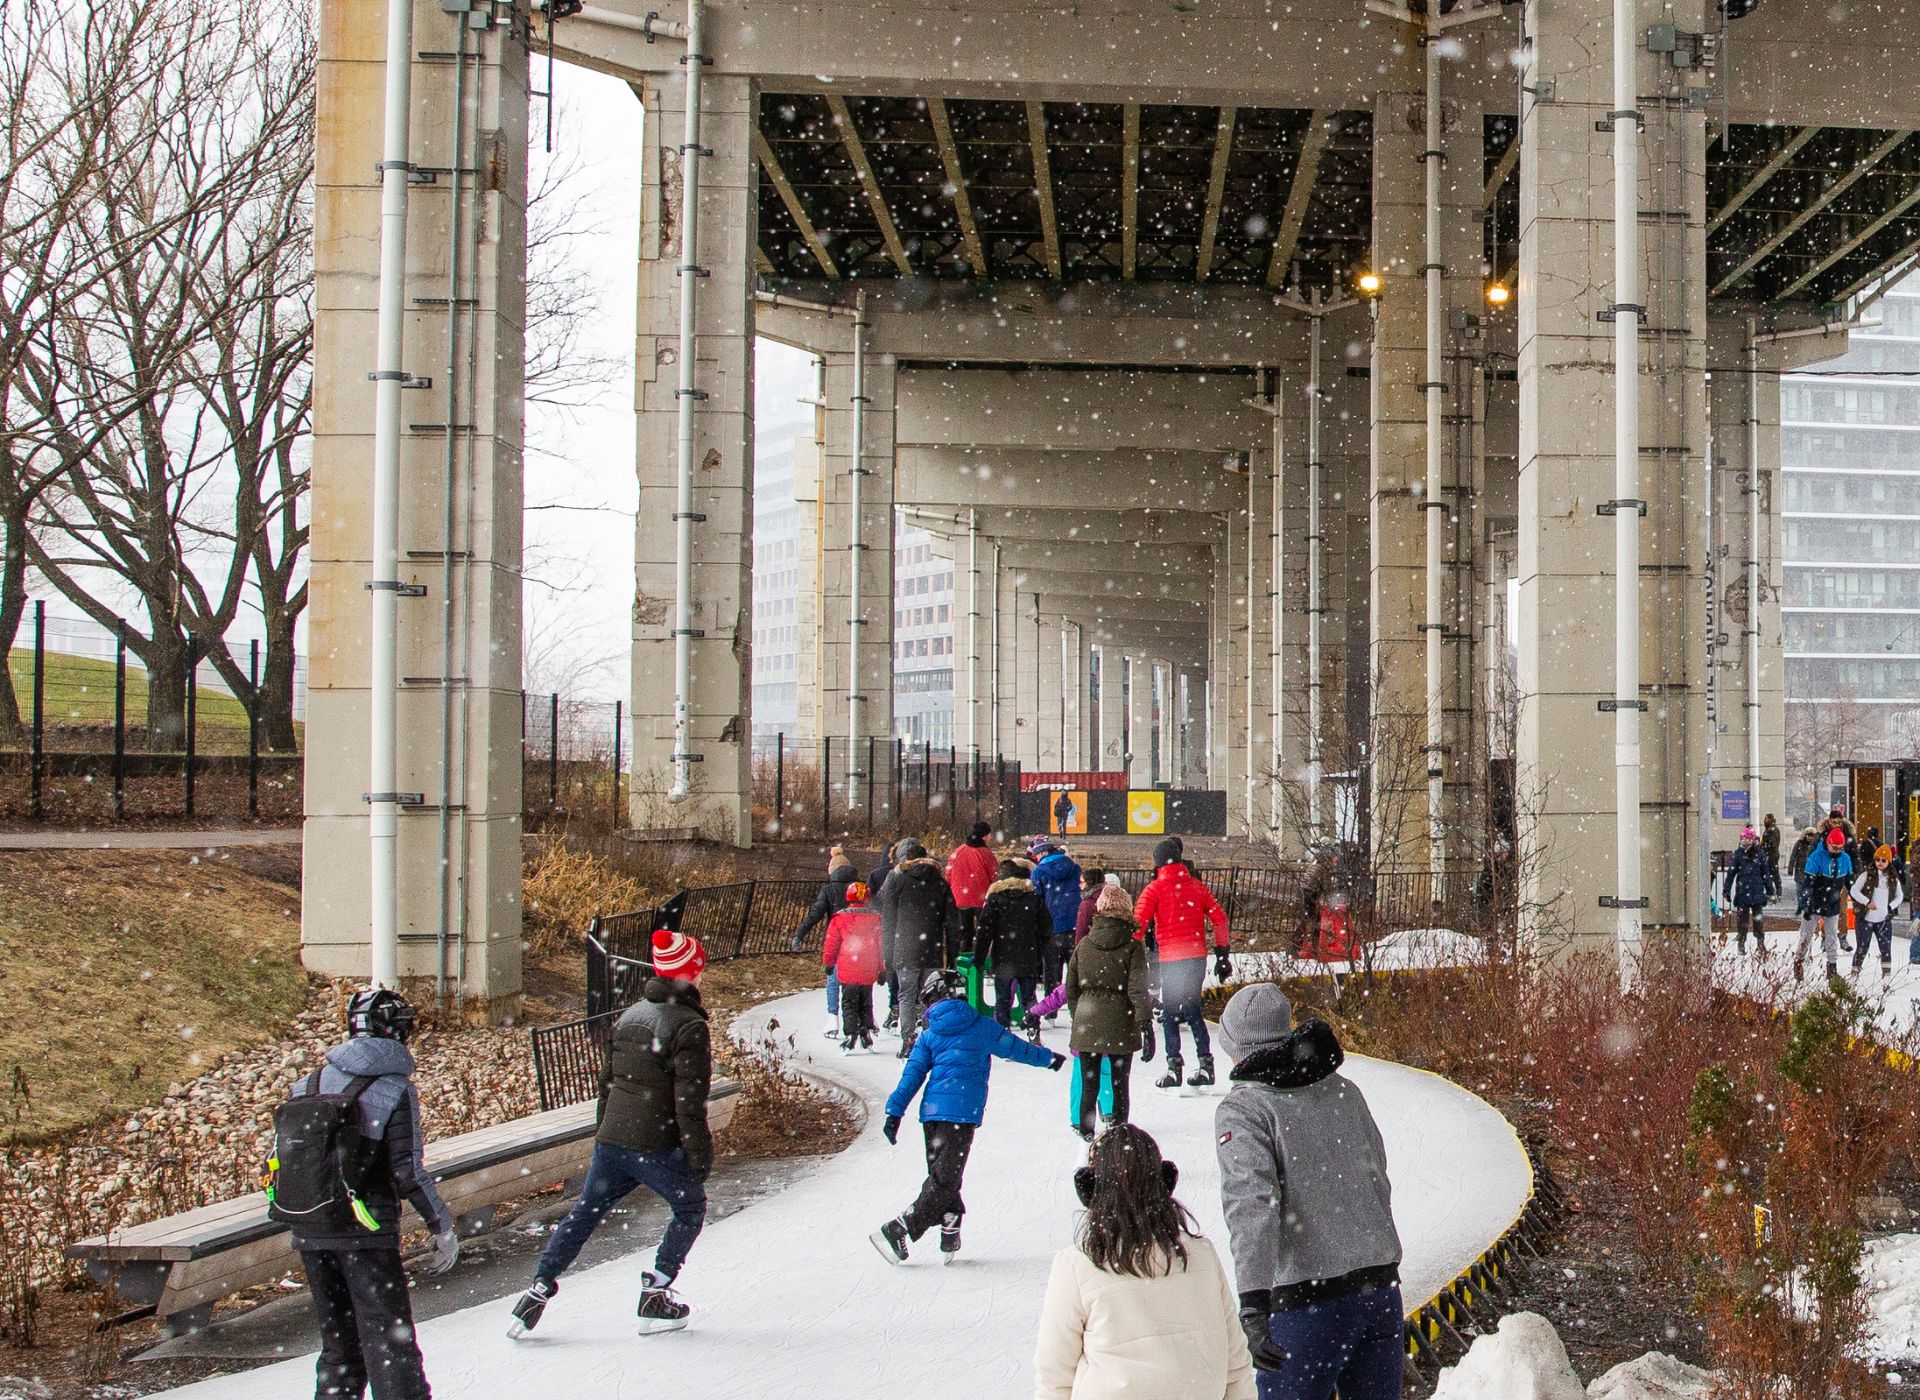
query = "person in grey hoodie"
(290, 988, 457, 1400)
(1213, 984, 1403, 1400)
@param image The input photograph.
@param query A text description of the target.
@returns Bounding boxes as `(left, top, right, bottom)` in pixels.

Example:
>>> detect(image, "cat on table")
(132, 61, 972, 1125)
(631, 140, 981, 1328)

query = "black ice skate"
(1187, 1055, 1216, 1089)
(1155, 1058, 1184, 1090)
(939, 1214, 962, 1263)
(637, 1271, 690, 1334)
(870, 1216, 910, 1265)
(507, 1277, 555, 1338)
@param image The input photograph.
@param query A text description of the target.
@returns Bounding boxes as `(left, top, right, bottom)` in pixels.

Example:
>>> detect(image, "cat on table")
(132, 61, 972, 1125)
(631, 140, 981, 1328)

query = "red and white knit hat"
(651, 927, 708, 981)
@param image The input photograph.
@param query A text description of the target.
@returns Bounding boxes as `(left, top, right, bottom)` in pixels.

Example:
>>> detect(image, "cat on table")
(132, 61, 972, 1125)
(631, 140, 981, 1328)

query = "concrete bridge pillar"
(815, 351, 897, 791)
(1036, 612, 1066, 769)
(303, 0, 527, 1008)
(1246, 444, 1277, 841)
(631, 73, 757, 843)
(1516, 0, 1713, 947)
(1096, 643, 1126, 771)
(1369, 78, 1486, 873)
(959, 512, 992, 761)
(1127, 654, 1154, 788)
(1065, 621, 1091, 770)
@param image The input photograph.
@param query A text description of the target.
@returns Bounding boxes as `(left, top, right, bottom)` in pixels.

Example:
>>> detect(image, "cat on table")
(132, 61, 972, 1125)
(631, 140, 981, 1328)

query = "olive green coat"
(1064, 914, 1151, 1055)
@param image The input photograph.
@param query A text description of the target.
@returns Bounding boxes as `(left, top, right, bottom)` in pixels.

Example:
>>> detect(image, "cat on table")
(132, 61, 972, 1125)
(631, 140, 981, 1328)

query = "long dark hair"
(1077, 1125, 1197, 1279)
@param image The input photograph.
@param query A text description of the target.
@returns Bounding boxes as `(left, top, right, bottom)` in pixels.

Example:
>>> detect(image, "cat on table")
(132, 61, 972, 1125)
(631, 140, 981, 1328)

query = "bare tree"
(5, 0, 311, 747)
(1785, 695, 1878, 828)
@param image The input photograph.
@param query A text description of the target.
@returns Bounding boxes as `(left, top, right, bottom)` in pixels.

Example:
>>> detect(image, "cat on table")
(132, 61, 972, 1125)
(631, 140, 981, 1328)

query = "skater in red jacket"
(824, 884, 884, 1053)
(946, 821, 1000, 966)
(1134, 838, 1231, 1090)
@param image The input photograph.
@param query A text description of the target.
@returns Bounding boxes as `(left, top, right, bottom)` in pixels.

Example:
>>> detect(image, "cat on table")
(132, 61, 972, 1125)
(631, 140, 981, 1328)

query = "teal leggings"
(1066, 1054, 1114, 1125)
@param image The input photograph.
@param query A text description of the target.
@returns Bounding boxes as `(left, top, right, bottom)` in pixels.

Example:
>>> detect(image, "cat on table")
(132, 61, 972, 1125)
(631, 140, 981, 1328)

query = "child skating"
(1061, 880, 1152, 1141)
(871, 969, 1064, 1264)
(823, 882, 883, 1051)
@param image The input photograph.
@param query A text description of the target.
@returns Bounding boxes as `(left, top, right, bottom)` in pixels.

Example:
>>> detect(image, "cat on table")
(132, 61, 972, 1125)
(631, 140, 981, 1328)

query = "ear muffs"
(1072, 1159, 1180, 1207)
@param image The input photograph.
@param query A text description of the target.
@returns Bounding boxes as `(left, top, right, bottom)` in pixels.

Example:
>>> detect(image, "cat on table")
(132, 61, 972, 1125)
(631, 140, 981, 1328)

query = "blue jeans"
(1159, 957, 1211, 1061)
(537, 1141, 708, 1286)
(1258, 1284, 1405, 1400)
(826, 968, 840, 1017)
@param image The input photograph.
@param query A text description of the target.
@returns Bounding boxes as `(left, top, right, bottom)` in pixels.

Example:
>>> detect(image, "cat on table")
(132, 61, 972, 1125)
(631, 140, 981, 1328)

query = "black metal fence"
(751, 734, 1023, 841)
(530, 1007, 619, 1112)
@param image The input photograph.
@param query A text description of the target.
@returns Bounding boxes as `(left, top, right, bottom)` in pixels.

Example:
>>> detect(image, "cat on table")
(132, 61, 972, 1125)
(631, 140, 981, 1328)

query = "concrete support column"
(1274, 359, 1313, 854)
(1517, 0, 1712, 945)
(1210, 537, 1237, 811)
(1037, 612, 1066, 769)
(995, 557, 1023, 761)
(632, 74, 756, 843)
(1370, 79, 1484, 872)
(1246, 446, 1276, 840)
(815, 351, 897, 790)
(304, 0, 527, 1007)
(1064, 622, 1091, 770)
(1127, 655, 1154, 787)
(1097, 643, 1126, 771)
(1012, 589, 1042, 767)
(960, 511, 990, 761)
(1156, 661, 1174, 789)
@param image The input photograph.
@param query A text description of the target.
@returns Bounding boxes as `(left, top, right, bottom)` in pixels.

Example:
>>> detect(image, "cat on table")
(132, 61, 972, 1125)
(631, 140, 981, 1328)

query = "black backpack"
(265, 1070, 380, 1235)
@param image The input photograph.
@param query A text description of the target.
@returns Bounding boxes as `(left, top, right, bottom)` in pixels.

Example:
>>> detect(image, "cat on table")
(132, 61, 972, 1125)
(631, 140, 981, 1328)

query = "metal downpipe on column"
(1611, 0, 1645, 982)
(1269, 374, 1283, 843)
(846, 291, 869, 807)
(1307, 311, 1325, 847)
(367, 0, 418, 990)
(666, 0, 706, 806)
(965, 508, 979, 760)
(1422, 33, 1448, 884)
(1744, 326, 1763, 805)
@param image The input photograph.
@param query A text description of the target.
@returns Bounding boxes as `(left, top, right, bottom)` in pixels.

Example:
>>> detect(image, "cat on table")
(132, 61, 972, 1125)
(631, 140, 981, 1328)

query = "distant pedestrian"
(1030, 842, 1085, 995)
(975, 858, 1052, 1029)
(1063, 881, 1152, 1140)
(1719, 827, 1777, 956)
(274, 989, 456, 1400)
(1761, 814, 1781, 887)
(511, 929, 713, 1338)
(1797, 828, 1854, 982)
(871, 971, 1064, 1264)
(1851, 846, 1903, 978)
(1215, 985, 1403, 1400)
(876, 839, 961, 1055)
(824, 883, 883, 1052)
(1135, 838, 1231, 1090)
(1032, 1124, 1254, 1400)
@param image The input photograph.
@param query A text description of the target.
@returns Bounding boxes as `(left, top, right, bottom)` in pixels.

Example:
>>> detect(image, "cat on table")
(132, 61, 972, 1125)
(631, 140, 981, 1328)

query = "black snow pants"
(302, 1248, 431, 1400)
(1077, 1053, 1134, 1136)
(901, 1121, 977, 1240)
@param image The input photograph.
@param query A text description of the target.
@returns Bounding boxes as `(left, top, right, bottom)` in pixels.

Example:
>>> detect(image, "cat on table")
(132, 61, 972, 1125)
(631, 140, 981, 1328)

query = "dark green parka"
(1064, 913, 1151, 1055)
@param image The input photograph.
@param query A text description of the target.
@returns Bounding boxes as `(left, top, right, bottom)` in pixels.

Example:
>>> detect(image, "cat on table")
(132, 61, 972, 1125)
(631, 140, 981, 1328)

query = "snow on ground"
(1229, 926, 1487, 984)
(1709, 931, 1920, 1039)
(153, 990, 1530, 1400)
(1431, 1313, 1714, 1399)
(1862, 1232, 1920, 1362)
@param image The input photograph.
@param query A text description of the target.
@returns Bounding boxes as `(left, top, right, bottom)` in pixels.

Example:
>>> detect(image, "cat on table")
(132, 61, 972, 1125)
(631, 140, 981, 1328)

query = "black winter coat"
(876, 856, 959, 971)
(973, 877, 1052, 980)
(597, 977, 713, 1174)
(797, 865, 858, 941)
(1720, 845, 1777, 909)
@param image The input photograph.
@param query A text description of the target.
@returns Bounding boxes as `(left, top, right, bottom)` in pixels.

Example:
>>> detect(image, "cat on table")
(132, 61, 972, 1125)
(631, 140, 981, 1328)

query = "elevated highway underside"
(307, 0, 1910, 999)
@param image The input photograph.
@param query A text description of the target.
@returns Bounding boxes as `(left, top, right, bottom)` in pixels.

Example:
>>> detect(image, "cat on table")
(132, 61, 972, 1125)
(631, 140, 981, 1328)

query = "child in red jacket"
(824, 883, 884, 1053)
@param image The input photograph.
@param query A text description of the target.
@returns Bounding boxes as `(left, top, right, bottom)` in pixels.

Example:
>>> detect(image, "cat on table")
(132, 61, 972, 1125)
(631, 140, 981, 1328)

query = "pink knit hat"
(1740, 827, 1758, 841)
(651, 928, 708, 981)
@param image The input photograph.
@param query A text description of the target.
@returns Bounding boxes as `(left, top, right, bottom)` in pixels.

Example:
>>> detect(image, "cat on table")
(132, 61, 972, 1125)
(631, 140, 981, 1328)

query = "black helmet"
(920, 969, 967, 1005)
(347, 988, 417, 1043)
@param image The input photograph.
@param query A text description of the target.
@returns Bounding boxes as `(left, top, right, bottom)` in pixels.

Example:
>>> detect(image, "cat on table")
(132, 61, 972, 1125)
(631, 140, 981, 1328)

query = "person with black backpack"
(267, 988, 455, 1400)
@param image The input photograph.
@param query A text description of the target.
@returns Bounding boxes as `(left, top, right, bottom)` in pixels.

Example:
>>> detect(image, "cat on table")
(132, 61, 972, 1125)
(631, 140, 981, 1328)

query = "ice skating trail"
(156, 991, 1531, 1400)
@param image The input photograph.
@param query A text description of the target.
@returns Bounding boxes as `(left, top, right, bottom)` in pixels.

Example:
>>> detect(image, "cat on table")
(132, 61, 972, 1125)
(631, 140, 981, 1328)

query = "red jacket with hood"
(945, 840, 999, 910)
(1133, 863, 1229, 963)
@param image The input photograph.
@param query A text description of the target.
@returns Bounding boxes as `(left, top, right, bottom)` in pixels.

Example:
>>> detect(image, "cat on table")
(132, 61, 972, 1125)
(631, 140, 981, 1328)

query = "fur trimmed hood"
(986, 876, 1034, 895)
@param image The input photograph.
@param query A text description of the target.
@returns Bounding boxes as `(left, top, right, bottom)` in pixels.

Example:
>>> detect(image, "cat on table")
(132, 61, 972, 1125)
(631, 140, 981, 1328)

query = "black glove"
(1047, 1051, 1066, 1072)
(1022, 1011, 1041, 1035)
(1238, 1307, 1289, 1372)
(692, 1161, 713, 1184)
(1213, 950, 1233, 982)
(882, 1114, 901, 1145)
(1140, 1023, 1155, 1063)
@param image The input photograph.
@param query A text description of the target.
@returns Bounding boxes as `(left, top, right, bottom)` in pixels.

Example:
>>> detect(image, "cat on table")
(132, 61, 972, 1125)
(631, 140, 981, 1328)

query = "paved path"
(154, 989, 1532, 1400)
(0, 828, 299, 850)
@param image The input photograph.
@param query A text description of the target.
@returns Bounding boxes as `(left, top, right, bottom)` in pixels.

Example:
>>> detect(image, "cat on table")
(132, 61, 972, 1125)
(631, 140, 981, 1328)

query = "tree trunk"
(261, 611, 299, 752)
(0, 514, 29, 746)
(143, 636, 189, 752)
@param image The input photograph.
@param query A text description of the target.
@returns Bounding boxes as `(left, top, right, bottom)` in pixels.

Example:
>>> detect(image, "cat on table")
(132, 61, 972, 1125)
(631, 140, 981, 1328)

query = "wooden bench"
(68, 1080, 740, 1337)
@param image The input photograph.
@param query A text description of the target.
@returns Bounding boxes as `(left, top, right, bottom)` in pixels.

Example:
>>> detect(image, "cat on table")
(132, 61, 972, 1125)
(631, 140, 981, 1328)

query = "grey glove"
(428, 1229, 460, 1275)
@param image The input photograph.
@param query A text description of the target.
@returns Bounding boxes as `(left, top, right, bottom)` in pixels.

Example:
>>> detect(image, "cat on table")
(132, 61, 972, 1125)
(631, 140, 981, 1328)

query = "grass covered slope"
(0, 849, 306, 1143)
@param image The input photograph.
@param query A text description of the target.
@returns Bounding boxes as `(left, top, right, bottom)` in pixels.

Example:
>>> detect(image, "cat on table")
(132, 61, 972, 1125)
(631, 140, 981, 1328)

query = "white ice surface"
(1861, 1231, 1920, 1361)
(155, 991, 1530, 1400)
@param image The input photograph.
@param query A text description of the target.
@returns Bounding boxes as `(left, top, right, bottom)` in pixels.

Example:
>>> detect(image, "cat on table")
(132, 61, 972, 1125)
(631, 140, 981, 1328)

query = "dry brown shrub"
(521, 840, 646, 958)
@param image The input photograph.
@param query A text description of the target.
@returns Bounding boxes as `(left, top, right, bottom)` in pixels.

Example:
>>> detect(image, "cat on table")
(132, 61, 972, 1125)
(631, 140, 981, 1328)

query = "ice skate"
(860, 1032, 874, 1051)
(939, 1215, 962, 1263)
(1155, 1058, 1184, 1091)
(884, 1006, 899, 1030)
(636, 1271, 690, 1334)
(841, 1037, 856, 1054)
(507, 1277, 555, 1339)
(869, 1216, 910, 1265)
(822, 1019, 840, 1039)
(1187, 1055, 1216, 1089)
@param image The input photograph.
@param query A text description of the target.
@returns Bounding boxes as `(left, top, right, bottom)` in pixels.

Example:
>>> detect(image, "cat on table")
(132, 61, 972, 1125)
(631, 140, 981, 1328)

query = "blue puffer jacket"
(885, 998, 1056, 1124)
(1029, 851, 1084, 934)
(1802, 844, 1855, 917)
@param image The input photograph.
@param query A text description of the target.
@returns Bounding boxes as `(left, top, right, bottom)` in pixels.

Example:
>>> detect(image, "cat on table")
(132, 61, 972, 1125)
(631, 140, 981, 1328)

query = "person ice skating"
(1719, 827, 1778, 955)
(1063, 881, 1152, 1141)
(1851, 845, 1904, 978)
(1761, 814, 1782, 887)
(794, 848, 860, 1035)
(947, 820, 1000, 968)
(1135, 838, 1231, 1089)
(1797, 827, 1854, 982)
(871, 969, 1065, 1264)
(1031, 841, 1085, 996)
(1032, 1124, 1254, 1400)
(824, 882, 883, 1051)
(876, 838, 962, 1055)
(1073, 867, 1108, 946)
(510, 929, 713, 1338)
(276, 988, 455, 1400)
(975, 858, 1052, 1028)
(1214, 985, 1403, 1400)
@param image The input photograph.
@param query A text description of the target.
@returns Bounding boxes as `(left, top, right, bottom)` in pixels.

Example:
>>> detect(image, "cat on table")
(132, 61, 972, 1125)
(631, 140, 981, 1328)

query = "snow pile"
(1431, 1312, 1586, 1399)
(1861, 1231, 1920, 1359)
(1585, 1351, 1714, 1399)
(1226, 927, 1485, 984)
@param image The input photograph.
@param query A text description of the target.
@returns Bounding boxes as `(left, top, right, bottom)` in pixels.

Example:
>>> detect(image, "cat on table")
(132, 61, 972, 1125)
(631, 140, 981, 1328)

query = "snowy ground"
(152, 991, 1531, 1400)
(1709, 929, 1920, 1038)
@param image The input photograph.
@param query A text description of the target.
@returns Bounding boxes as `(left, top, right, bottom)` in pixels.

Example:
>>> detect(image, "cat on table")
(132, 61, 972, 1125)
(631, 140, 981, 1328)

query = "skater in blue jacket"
(871, 970, 1064, 1263)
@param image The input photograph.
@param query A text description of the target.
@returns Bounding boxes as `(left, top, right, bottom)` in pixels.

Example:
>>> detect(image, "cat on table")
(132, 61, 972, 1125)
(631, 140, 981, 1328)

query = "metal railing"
(530, 1007, 620, 1112)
